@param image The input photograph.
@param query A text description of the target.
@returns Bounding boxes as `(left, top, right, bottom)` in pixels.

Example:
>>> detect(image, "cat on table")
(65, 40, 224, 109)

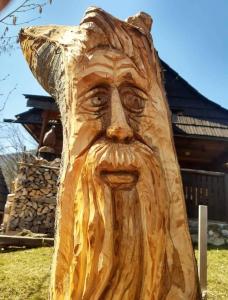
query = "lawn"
(0, 247, 53, 300)
(199, 246, 228, 299)
(0, 246, 227, 299)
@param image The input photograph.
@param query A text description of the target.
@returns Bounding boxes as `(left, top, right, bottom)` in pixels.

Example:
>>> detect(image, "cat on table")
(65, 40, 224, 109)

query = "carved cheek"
(124, 112, 140, 133)
(136, 101, 156, 146)
(69, 117, 103, 158)
(123, 107, 146, 134)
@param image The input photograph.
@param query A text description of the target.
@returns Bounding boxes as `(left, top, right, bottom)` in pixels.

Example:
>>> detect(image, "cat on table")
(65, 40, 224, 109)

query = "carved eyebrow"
(78, 85, 110, 99)
(120, 85, 148, 100)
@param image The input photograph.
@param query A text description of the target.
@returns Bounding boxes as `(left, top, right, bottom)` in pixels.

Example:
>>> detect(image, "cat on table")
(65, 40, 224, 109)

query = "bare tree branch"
(0, 124, 37, 190)
(0, 1, 50, 190)
(1, 16, 40, 26)
(0, 0, 47, 23)
(0, 74, 9, 81)
(0, 83, 17, 112)
(0, 0, 53, 54)
(0, 1, 53, 115)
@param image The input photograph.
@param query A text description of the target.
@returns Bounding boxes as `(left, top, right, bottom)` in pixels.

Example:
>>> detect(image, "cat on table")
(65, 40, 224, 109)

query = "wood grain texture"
(19, 7, 201, 299)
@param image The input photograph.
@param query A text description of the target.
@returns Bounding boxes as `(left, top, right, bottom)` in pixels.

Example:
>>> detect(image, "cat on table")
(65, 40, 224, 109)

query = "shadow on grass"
(0, 246, 53, 253)
(193, 244, 228, 251)
(26, 272, 50, 299)
(0, 246, 28, 253)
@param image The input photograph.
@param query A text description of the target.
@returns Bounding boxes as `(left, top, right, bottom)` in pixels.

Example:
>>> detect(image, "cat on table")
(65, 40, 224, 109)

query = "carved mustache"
(85, 139, 158, 173)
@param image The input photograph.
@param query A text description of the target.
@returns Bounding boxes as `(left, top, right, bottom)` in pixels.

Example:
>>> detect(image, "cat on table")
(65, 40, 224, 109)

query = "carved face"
(71, 49, 158, 190)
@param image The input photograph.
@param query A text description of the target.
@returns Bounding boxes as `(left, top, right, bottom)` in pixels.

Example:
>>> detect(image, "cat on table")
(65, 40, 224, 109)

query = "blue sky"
(0, 0, 227, 125)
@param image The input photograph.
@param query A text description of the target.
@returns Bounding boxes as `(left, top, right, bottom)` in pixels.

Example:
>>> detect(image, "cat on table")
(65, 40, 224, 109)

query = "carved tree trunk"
(20, 7, 201, 299)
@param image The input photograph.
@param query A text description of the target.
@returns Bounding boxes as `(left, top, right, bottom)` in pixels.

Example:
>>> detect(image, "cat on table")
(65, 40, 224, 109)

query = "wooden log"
(18, 162, 60, 170)
(31, 197, 56, 204)
(0, 235, 54, 248)
(20, 7, 201, 300)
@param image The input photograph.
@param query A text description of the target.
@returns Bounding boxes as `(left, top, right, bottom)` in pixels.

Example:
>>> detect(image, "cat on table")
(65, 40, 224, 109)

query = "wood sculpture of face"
(20, 7, 200, 300)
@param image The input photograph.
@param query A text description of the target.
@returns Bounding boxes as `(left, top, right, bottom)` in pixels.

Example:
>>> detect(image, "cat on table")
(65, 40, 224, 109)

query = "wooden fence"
(181, 168, 228, 222)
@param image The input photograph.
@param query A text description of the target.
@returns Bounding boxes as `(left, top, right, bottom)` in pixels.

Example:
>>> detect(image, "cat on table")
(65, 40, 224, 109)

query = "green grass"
(196, 246, 228, 299)
(0, 246, 227, 299)
(0, 247, 53, 300)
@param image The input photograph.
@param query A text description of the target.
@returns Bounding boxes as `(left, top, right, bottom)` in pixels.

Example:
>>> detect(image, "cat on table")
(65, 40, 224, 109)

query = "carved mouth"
(100, 170, 139, 190)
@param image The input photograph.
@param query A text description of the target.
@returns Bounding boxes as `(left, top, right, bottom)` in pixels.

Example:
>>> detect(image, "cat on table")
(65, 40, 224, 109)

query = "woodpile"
(5, 157, 60, 236)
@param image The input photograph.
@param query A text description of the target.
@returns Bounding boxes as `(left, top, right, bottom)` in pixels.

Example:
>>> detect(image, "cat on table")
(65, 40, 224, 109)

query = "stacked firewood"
(6, 157, 60, 236)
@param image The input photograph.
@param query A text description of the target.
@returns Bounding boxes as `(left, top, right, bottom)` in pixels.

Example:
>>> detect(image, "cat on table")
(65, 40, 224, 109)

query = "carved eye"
(124, 95, 145, 112)
(90, 95, 108, 107)
(80, 87, 110, 113)
(121, 88, 146, 114)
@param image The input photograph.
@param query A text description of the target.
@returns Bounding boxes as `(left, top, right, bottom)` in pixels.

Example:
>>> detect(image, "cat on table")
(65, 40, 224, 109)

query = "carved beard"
(64, 139, 173, 300)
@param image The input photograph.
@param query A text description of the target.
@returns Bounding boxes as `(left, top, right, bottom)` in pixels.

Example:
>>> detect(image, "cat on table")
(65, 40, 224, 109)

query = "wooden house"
(5, 60, 228, 222)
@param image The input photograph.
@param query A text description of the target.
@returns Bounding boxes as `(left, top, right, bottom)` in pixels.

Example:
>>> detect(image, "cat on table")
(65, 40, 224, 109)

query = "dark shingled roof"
(161, 60, 228, 139)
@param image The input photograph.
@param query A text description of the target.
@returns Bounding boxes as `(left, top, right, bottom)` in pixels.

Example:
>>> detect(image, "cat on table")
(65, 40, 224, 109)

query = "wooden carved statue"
(19, 7, 201, 299)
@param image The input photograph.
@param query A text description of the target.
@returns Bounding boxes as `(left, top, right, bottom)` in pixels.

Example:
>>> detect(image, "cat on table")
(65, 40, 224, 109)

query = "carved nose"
(106, 87, 133, 142)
